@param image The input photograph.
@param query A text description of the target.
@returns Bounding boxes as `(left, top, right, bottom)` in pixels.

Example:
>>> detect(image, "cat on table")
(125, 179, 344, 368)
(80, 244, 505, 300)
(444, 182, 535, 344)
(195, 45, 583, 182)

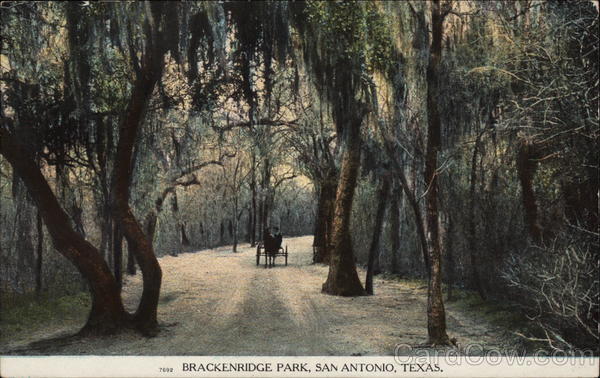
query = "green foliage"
(305, 1, 393, 73)
(0, 292, 90, 340)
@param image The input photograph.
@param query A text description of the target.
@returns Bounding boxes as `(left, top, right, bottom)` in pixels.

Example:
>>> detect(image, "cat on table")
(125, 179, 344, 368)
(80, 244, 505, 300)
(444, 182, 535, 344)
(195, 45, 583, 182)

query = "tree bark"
(113, 222, 123, 291)
(424, 0, 450, 345)
(0, 129, 128, 335)
(322, 115, 366, 296)
(313, 178, 337, 264)
(366, 176, 390, 295)
(111, 2, 169, 335)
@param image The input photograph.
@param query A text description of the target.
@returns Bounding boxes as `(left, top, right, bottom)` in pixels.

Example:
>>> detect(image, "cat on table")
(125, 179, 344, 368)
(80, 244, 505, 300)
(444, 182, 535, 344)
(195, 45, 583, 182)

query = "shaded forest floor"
(1, 236, 520, 355)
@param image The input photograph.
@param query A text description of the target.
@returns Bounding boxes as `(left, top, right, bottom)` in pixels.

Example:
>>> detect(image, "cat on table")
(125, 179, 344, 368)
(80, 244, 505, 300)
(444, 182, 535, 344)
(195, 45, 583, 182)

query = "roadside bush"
(502, 227, 599, 353)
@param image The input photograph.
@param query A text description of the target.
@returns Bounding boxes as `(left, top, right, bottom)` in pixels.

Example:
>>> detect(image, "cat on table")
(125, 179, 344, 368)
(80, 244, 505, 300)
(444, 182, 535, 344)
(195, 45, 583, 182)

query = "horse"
(263, 227, 282, 268)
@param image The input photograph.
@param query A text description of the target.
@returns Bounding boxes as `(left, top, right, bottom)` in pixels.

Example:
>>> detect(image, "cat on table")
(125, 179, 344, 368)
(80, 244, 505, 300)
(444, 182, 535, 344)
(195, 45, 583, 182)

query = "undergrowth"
(0, 291, 90, 341)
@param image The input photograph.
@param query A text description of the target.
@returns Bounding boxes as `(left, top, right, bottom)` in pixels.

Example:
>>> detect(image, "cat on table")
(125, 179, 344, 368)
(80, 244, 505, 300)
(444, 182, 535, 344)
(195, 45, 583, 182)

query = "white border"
(1, 356, 599, 378)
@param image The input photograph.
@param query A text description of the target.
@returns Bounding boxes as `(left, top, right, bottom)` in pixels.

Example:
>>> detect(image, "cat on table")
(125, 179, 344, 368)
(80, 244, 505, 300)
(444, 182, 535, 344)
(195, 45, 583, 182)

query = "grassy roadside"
(378, 273, 535, 350)
(0, 291, 90, 343)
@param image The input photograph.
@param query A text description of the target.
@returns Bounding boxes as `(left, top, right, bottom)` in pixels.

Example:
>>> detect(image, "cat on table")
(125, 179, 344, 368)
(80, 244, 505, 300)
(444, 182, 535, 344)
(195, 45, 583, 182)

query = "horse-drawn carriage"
(256, 242, 288, 268)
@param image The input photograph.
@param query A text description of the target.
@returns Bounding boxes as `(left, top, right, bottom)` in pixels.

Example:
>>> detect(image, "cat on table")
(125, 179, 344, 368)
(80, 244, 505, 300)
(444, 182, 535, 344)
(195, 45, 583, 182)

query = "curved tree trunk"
(322, 116, 366, 296)
(366, 176, 390, 295)
(112, 3, 169, 335)
(0, 129, 128, 335)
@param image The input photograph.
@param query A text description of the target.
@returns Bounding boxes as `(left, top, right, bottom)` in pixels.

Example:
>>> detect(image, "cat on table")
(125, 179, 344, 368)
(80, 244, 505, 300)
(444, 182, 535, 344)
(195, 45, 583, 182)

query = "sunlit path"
(2, 236, 508, 355)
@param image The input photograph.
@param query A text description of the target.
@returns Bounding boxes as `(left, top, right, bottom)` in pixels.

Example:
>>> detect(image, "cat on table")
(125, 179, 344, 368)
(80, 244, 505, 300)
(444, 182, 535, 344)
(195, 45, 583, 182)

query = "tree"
(295, 1, 393, 296)
(0, 1, 184, 336)
(0, 129, 129, 334)
(422, 0, 452, 346)
(111, 2, 177, 334)
(285, 92, 338, 264)
(365, 174, 391, 295)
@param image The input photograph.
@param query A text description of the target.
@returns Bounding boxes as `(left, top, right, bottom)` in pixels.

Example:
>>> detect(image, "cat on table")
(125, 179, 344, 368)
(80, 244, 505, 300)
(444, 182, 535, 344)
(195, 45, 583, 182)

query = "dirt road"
(2, 236, 508, 355)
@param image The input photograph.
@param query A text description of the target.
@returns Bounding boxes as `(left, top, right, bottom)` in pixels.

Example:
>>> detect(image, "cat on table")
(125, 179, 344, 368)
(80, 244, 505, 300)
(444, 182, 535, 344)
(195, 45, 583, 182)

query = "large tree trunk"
(365, 176, 391, 295)
(424, 0, 450, 346)
(312, 178, 337, 264)
(0, 129, 128, 335)
(112, 3, 168, 334)
(322, 116, 366, 296)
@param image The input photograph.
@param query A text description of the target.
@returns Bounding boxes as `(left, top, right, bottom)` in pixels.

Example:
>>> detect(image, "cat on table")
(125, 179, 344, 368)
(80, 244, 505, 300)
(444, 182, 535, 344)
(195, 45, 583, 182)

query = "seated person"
(272, 227, 282, 250)
(263, 227, 276, 254)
